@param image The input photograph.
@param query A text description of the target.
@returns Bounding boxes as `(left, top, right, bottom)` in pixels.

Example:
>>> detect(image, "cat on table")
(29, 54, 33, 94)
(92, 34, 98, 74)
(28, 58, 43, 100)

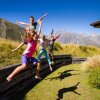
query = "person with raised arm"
(6, 21, 42, 82)
(38, 34, 52, 71)
(48, 29, 61, 64)
(14, 16, 37, 51)
(13, 13, 47, 52)
(17, 13, 47, 33)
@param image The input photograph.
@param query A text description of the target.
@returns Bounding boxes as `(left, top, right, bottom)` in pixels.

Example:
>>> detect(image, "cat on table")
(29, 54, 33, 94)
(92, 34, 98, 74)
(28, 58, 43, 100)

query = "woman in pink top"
(6, 21, 42, 82)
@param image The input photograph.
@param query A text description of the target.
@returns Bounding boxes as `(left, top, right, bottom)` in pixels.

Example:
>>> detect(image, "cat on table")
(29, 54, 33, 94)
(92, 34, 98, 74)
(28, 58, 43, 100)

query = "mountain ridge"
(56, 32, 100, 46)
(0, 18, 24, 41)
(0, 18, 100, 46)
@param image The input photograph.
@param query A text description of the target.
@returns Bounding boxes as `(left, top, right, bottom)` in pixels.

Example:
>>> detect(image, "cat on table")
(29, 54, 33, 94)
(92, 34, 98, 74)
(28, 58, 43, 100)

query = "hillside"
(0, 18, 24, 41)
(0, 18, 100, 46)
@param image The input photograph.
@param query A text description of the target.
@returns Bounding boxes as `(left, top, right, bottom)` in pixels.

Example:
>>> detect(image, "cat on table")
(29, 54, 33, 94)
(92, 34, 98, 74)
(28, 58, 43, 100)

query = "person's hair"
(42, 35, 45, 41)
(30, 16, 34, 20)
(24, 29, 36, 39)
(30, 29, 37, 36)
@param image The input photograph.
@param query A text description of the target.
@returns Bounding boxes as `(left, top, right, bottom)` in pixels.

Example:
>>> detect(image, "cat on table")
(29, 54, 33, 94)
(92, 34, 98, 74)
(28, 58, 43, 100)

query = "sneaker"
(35, 75, 42, 80)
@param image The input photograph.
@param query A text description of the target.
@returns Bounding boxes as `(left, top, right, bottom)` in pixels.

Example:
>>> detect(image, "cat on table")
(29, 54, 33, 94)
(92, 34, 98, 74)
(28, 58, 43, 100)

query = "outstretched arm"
(17, 21, 29, 27)
(54, 33, 61, 41)
(51, 29, 54, 34)
(48, 29, 54, 40)
(12, 42, 24, 52)
(37, 21, 42, 36)
(37, 13, 47, 23)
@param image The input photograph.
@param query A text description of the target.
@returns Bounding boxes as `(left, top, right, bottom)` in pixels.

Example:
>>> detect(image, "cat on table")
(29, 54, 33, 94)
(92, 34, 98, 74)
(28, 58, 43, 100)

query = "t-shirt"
(38, 38, 46, 49)
(29, 22, 37, 31)
(22, 39, 37, 57)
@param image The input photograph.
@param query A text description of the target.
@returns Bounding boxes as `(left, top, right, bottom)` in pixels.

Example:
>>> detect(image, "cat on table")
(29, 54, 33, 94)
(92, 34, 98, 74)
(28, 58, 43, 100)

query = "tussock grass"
(0, 38, 24, 68)
(81, 56, 100, 72)
(1, 38, 100, 68)
(60, 44, 100, 57)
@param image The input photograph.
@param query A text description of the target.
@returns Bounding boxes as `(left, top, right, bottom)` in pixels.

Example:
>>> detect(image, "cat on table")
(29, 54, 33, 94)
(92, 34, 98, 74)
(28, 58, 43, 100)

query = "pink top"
(54, 35, 59, 41)
(49, 35, 60, 44)
(22, 39, 37, 57)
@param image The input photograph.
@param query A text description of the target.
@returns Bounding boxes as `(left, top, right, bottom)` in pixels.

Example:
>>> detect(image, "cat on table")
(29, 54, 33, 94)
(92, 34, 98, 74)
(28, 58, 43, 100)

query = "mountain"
(56, 32, 100, 46)
(0, 18, 24, 41)
(0, 18, 100, 46)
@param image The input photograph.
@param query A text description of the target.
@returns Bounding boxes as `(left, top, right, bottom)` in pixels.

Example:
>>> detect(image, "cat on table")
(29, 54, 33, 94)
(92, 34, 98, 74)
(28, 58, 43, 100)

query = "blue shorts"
(21, 55, 39, 64)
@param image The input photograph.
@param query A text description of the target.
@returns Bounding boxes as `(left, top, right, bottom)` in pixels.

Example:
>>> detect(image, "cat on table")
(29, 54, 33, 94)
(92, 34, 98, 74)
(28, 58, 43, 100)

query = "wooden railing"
(72, 57, 87, 63)
(0, 54, 72, 100)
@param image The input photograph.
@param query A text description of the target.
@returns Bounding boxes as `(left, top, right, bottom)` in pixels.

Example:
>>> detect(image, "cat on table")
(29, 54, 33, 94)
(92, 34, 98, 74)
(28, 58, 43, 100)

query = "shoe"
(6, 76, 12, 82)
(35, 75, 42, 80)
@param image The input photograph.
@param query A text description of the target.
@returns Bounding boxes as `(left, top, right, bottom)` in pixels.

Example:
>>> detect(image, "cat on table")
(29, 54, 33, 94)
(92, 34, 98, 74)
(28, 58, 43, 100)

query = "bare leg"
(6, 64, 27, 82)
(51, 51, 54, 61)
(49, 65, 52, 71)
(43, 49, 52, 71)
(35, 62, 42, 79)
(50, 51, 54, 64)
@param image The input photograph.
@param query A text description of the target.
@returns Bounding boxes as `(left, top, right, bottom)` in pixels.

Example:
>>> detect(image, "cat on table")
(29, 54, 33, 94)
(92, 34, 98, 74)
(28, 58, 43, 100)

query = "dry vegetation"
(1, 38, 100, 68)
(81, 56, 100, 72)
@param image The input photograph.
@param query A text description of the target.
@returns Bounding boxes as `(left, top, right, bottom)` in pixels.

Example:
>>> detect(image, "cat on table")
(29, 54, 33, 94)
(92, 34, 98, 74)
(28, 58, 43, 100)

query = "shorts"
(48, 44, 54, 52)
(21, 55, 39, 64)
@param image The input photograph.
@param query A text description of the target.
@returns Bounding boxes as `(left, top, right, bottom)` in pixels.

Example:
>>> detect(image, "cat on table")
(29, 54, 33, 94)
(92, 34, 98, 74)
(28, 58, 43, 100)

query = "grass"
(55, 43, 100, 57)
(81, 55, 100, 72)
(0, 38, 25, 68)
(24, 64, 100, 100)
(0, 38, 42, 68)
(1, 38, 100, 99)
(1, 38, 100, 68)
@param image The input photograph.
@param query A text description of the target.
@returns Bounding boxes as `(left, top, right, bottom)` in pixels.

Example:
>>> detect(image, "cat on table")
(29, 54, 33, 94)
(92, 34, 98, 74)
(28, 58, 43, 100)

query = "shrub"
(88, 67, 100, 89)
(54, 42, 62, 51)
(81, 56, 100, 72)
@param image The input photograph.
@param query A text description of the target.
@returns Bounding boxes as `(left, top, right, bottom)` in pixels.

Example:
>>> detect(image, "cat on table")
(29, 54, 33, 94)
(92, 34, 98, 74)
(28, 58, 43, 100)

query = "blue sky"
(0, 0, 100, 35)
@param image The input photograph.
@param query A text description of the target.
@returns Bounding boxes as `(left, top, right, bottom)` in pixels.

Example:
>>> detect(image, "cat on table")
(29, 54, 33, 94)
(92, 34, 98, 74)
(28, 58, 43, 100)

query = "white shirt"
(38, 38, 46, 49)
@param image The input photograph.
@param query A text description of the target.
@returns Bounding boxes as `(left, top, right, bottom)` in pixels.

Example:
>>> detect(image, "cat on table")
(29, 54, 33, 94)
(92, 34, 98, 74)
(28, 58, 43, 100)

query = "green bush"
(54, 42, 62, 51)
(88, 67, 100, 89)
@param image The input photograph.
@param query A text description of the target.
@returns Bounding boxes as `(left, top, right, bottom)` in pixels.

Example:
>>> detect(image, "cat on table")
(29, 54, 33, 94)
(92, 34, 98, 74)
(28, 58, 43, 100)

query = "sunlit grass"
(55, 43, 100, 57)
(81, 56, 100, 72)
(24, 64, 100, 100)
(0, 38, 25, 68)
(1, 38, 100, 68)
